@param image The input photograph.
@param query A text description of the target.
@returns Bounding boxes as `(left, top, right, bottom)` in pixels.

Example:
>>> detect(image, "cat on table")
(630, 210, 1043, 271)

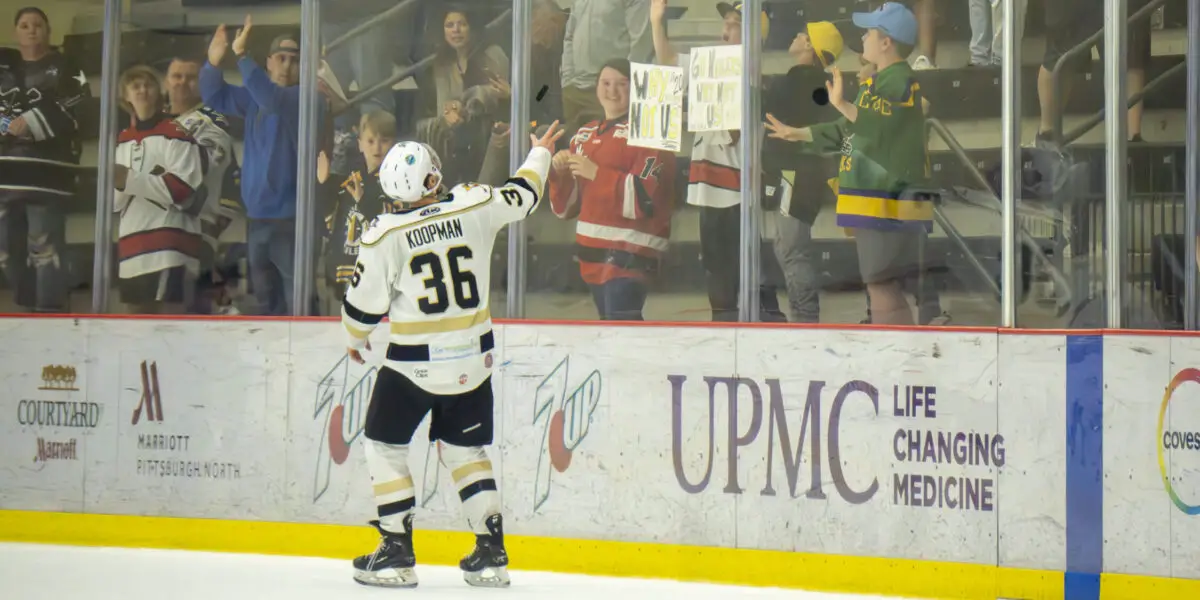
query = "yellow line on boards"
(0, 510, 1101, 599)
(1101, 572, 1200, 600)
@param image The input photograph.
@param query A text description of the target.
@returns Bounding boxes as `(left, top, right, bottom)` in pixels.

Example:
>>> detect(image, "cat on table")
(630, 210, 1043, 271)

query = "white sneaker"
(913, 55, 936, 70)
(927, 312, 952, 326)
(215, 304, 241, 316)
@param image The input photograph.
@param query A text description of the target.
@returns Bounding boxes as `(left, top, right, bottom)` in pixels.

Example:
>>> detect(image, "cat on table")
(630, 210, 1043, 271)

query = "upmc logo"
(669, 376, 879, 504)
(313, 353, 376, 503)
(1158, 368, 1200, 515)
(131, 361, 163, 425)
(532, 355, 601, 512)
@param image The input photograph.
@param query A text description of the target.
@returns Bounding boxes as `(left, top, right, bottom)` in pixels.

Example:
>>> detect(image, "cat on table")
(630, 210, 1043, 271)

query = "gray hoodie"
(560, 0, 655, 89)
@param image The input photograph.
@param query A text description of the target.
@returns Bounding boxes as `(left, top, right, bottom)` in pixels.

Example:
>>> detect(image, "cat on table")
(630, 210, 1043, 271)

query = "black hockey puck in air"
(536, 85, 549, 102)
(812, 87, 830, 106)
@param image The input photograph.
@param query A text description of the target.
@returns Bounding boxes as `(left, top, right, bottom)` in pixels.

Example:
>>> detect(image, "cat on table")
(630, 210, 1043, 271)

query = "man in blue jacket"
(201, 16, 300, 315)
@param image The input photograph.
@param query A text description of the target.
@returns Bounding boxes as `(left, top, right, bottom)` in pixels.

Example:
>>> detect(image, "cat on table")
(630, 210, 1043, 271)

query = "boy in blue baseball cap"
(765, 2, 930, 326)
(853, 1, 919, 61)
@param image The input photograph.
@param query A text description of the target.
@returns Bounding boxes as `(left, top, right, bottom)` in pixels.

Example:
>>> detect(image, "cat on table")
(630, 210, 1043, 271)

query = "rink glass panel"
(0, 0, 103, 314)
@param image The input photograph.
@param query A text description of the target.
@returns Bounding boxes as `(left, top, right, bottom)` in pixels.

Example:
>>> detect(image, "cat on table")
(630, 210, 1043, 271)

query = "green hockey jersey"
(808, 61, 931, 232)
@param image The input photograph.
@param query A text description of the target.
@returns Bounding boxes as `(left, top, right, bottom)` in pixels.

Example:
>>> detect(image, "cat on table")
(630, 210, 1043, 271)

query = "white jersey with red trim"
(113, 116, 207, 279)
(686, 130, 742, 208)
(677, 53, 744, 209)
(341, 146, 550, 395)
(547, 118, 675, 285)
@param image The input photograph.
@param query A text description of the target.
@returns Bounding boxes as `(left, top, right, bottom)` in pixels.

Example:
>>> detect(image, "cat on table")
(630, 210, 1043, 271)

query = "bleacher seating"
(8, 0, 1195, 321)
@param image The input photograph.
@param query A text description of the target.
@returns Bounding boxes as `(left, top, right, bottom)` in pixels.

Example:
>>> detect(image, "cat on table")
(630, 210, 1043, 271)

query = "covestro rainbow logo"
(1158, 368, 1200, 515)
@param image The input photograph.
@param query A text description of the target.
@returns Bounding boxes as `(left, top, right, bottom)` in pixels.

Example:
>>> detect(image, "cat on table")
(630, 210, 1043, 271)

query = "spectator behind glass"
(416, 84, 510, 188)
(650, 0, 786, 322)
(0, 7, 89, 313)
(560, 0, 653, 140)
(911, 0, 937, 70)
(1036, 0, 1151, 145)
(320, 0, 404, 179)
(166, 56, 243, 316)
(531, 0, 568, 128)
(201, 16, 304, 316)
(761, 22, 844, 324)
(320, 0, 398, 126)
(421, 6, 511, 122)
(869, 0, 938, 69)
(849, 58, 948, 326)
(766, 3, 932, 326)
(317, 110, 396, 311)
(966, 0, 1026, 67)
(547, 58, 676, 321)
(112, 66, 207, 315)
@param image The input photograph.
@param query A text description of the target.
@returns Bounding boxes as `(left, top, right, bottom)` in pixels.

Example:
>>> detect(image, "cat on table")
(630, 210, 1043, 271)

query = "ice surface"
(0, 542, 902, 599)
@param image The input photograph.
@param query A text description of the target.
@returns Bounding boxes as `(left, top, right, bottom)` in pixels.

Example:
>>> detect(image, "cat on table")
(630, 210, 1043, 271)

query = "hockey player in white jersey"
(342, 121, 565, 589)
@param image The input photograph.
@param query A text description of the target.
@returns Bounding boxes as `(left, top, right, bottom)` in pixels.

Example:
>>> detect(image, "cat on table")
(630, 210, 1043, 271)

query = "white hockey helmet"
(379, 141, 444, 204)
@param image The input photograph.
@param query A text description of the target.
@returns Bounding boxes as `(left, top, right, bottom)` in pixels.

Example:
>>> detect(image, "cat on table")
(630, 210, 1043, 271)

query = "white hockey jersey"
(113, 115, 207, 279)
(174, 105, 235, 251)
(342, 146, 550, 395)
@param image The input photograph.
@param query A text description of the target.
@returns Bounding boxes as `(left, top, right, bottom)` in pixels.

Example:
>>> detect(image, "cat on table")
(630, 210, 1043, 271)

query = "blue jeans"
(323, 18, 397, 130)
(699, 205, 787, 322)
(247, 219, 295, 316)
(773, 214, 820, 323)
(968, 0, 1027, 66)
(589, 278, 647, 321)
(0, 202, 68, 311)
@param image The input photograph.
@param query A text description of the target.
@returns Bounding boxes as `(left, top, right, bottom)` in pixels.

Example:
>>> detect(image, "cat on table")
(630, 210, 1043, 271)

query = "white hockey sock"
(364, 439, 415, 534)
(442, 443, 501, 534)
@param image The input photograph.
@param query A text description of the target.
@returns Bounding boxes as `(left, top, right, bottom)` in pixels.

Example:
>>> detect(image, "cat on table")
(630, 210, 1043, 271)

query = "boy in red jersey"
(548, 58, 676, 320)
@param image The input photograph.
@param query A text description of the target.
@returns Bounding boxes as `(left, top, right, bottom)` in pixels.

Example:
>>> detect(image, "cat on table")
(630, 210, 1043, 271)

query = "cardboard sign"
(628, 62, 684, 151)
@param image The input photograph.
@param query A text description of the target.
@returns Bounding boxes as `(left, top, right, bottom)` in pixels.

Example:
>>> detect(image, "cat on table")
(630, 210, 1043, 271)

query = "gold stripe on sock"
(373, 476, 414, 497)
(451, 460, 493, 483)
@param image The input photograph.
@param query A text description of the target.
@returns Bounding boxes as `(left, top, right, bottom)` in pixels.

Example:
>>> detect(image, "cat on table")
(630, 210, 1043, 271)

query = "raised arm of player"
(487, 120, 565, 227)
(342, 234, 395, 362)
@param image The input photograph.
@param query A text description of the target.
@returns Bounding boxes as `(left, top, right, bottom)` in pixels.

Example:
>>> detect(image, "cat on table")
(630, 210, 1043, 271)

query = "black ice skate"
(352, 516, 418, 588)
(460, 514, 510, 587)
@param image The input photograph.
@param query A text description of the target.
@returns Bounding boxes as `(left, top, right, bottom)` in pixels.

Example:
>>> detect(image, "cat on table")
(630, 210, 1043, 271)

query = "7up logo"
(312, 353, 375, 503)
(532, 355, 601, 512)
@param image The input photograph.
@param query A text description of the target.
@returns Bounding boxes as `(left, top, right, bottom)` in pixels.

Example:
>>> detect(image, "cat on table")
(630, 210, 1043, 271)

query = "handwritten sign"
(628, 62, 684, 151)
(686, 45, 742, 132)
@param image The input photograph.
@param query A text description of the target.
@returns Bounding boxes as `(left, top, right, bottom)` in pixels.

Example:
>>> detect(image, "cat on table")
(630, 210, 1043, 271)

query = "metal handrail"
(925, 118, 1075, 305)
(338, 8, 513, 114)
(1062, 59, 1186, 145)
(324, 0, 420, 54)
(1049, 0, 1166, 144)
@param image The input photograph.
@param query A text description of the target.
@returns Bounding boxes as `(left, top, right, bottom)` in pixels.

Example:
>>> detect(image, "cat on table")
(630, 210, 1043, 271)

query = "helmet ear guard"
(422, 171, 444, 201)
(421, 142, 444, 195)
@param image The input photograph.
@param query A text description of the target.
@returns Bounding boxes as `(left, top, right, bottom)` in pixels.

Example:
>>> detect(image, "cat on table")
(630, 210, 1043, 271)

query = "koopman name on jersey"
(406, 218, 464, 249)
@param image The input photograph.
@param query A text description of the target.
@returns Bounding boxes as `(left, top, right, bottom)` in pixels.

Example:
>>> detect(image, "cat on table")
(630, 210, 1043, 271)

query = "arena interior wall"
(2, 316, 1200, 600)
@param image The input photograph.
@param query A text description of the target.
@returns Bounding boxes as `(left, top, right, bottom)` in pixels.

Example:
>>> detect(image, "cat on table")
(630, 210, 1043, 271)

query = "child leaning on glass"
(317, 110, 398, 310)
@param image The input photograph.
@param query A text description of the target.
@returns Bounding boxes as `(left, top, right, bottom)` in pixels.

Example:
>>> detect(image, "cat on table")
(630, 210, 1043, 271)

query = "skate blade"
(353, 567, 418, 588)
(464, 565, 510, 588)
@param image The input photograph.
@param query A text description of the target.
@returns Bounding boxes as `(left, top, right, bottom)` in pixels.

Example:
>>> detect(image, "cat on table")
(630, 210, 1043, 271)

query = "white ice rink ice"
(0, 542, 906, 599)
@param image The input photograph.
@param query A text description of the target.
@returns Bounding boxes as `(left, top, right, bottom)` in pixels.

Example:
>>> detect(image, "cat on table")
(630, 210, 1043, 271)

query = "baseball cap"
(806, 21, 844, 68)
(851, 2, 918, 46)
(716, 1, 770, 39)
(268, 33, 300, 57)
